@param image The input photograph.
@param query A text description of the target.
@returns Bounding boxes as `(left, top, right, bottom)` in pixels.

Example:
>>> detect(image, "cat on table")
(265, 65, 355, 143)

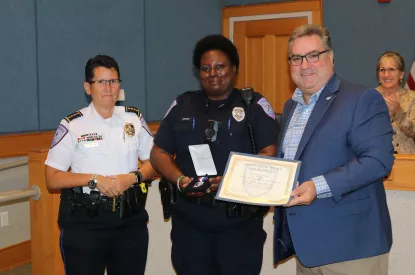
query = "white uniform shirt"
(45, 103, 154, 193)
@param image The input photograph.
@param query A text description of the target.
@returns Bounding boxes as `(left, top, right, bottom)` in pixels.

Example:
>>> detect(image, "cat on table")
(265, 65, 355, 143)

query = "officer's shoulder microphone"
(240, 87, 254, 106)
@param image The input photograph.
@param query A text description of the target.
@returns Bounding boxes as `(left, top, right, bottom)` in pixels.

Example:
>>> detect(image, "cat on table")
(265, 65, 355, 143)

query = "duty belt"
(61, 184, 148, 213)
(181, 193, 269, 219)
(60, 192, 123, 211)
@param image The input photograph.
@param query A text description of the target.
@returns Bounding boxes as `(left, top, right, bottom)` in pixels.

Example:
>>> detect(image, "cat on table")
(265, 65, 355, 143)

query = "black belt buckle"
(98, 196, 121, 212)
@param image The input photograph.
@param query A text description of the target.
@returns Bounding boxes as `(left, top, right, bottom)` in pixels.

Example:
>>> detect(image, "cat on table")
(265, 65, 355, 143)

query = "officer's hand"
(286, 180, 317, 207)
(179, 176, 204, 197)
(208, 176, 222, 192)
(95, 175, 119, 197)
(108, 174, 136, 195)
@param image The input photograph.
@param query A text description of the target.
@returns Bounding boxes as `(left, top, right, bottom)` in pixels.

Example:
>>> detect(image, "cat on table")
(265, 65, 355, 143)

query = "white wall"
(387, 190, 415, 275)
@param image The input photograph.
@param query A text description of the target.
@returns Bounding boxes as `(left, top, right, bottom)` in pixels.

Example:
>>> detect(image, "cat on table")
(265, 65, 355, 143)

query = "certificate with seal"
(215, 152, 301, 206)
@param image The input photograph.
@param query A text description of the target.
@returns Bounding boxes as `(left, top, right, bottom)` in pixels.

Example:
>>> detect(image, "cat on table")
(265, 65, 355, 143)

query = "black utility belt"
(61, 193, 131, 212)
(183, 194, 269, 219)
(61, 185, 147, 214)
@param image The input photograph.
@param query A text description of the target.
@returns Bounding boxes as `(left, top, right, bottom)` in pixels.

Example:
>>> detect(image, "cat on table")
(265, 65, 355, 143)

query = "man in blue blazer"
(274, 24, 394, 275)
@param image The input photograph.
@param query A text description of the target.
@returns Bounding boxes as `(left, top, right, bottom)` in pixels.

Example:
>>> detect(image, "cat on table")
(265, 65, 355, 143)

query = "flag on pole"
(405, 60, 415, 90)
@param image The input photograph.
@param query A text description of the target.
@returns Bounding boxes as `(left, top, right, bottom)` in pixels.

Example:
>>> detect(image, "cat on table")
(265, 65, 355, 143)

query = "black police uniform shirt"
(45, 103, 153, 194)
(154, 89, 279, 178)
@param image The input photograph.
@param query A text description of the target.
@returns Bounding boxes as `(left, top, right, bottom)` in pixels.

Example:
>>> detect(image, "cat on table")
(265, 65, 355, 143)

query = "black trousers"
(171, 201, 266, 275)
(59, 207, 149, 275)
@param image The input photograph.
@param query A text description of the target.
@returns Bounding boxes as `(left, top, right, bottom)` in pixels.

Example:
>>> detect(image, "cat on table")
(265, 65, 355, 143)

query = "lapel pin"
(326, 96, 332, 100)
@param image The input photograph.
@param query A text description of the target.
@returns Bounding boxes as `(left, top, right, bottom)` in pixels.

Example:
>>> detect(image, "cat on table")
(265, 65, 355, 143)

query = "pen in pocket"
(228, 117, 232, 136)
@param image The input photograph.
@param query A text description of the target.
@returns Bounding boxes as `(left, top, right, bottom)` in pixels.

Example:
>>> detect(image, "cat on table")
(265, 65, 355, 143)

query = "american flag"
(405, 60, 415, 90)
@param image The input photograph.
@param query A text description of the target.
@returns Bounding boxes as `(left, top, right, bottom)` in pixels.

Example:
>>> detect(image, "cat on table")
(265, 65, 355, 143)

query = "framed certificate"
(215, 152, 301, 206)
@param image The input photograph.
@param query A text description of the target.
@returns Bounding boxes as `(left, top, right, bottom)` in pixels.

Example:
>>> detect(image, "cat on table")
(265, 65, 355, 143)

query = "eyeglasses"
(288, 50, 330, 66)
(379, 67, 399, 74)
(90, 79, 122, 86)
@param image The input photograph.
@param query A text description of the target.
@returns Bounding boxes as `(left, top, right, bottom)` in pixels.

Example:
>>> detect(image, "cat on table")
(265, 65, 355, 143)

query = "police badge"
(232, 107, 245, 122)
(124, 123, 135, 137)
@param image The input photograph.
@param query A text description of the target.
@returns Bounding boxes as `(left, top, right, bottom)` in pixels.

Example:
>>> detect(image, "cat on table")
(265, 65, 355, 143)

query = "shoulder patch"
(257, 97, 276, 120)
(140, 115, 153, 137)
(125, 106, 140, 117)
(50, 124, 68, 149)
(64, 111, 83, 123)
(164, 100, 177, 118)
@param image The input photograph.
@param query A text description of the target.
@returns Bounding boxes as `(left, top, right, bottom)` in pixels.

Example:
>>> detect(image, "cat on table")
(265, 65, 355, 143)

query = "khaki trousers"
(296, 253, 389, 275)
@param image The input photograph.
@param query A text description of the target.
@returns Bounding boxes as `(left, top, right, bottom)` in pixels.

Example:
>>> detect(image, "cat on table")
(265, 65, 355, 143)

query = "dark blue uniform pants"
(59, 207, 148, 275)
(171, 207, 266, 275)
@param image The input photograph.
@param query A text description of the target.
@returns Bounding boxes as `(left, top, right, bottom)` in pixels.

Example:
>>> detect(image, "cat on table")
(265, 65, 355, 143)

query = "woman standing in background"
(376, 51, 415, 154)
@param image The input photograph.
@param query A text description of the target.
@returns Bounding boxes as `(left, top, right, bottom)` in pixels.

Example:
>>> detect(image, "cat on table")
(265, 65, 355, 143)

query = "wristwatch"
(88, 174, 98, 189)
(130, 170, 143, 184)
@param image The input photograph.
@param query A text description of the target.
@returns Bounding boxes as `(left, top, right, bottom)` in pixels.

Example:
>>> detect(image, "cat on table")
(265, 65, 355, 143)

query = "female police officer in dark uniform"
(150, 35, 279, 275)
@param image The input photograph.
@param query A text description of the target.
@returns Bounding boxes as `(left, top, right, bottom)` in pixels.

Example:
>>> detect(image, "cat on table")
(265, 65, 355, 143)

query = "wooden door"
(223, 1, 322, 113)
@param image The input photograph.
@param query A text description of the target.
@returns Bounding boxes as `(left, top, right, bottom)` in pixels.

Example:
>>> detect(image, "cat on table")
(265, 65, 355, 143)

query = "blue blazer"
(274, 74, 394, 267)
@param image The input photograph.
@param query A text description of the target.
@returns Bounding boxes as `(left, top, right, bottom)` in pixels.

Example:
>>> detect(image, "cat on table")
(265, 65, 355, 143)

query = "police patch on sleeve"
(232, 107, 245, 122)
(140, 115, 153, 136)
(163, 100, 177, 118)
(257, 97, 276, 120)
(50, 124, 68, 149)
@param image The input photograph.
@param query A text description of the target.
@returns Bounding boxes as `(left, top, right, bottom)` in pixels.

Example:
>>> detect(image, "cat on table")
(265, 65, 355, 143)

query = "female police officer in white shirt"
(45, 55, 156, 275)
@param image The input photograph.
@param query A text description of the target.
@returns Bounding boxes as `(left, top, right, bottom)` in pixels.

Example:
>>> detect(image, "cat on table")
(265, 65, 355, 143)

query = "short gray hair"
(288, 24, 332, 54)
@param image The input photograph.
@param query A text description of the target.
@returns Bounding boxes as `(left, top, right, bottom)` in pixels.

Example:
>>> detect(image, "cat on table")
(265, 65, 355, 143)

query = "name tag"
(84, 142, 99, 148)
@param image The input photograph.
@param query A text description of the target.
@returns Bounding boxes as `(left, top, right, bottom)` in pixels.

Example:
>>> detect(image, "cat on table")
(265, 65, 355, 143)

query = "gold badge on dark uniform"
(124, 123, 135, 137)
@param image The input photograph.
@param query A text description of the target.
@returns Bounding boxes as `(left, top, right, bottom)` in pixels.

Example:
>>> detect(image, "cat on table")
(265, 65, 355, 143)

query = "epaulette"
(125, 106, 140, 117)
(64, 111, 83, 123)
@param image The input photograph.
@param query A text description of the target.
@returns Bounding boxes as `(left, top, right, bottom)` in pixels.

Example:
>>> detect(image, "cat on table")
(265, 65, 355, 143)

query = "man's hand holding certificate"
(216, 152, 301, 206)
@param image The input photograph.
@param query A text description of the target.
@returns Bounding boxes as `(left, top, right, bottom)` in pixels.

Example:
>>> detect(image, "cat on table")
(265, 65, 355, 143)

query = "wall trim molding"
(0, 240, 31, 272)
(0, 131, 54, 158)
